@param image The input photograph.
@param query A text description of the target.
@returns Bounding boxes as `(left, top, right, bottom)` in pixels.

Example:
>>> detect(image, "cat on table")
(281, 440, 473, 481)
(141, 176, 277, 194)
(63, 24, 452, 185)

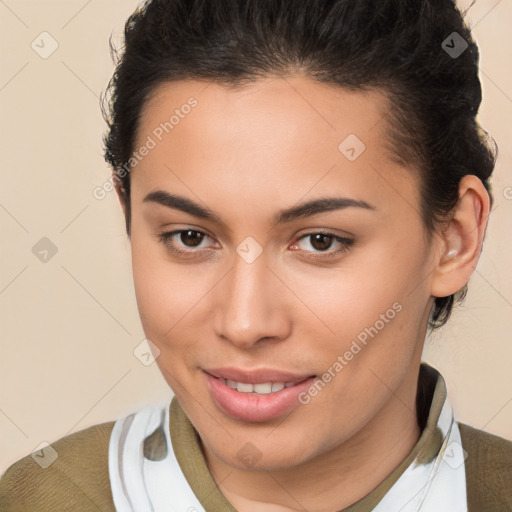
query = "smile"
(220, 378, 303, 394)
(203, 369, 317, 422)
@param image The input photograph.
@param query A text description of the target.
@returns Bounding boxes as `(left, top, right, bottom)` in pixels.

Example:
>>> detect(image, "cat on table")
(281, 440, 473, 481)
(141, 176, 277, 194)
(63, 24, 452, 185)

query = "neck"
(202, 365, 422, 512)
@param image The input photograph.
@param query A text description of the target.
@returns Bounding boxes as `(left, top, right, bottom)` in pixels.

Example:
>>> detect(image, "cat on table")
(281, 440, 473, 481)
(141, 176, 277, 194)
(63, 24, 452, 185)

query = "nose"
(213, 250, 291, 349)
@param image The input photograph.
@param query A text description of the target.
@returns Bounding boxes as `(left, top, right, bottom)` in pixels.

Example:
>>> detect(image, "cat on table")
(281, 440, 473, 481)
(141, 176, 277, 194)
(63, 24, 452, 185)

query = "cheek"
(131, 246, 202, 388)
(131, 234, 181, 333)
(130, 231, 217, 352)
(131, 241, 167, 330)
(290, 239, 427, 379)
(287, 242, 411, 331)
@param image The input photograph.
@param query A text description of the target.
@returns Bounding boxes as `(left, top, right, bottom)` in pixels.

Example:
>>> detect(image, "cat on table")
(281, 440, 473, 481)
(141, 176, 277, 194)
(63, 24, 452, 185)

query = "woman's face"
(128, 76, 440, 470)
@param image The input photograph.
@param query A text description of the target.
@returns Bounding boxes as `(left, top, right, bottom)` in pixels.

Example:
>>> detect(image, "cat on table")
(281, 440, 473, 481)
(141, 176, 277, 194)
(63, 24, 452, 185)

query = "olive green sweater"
(1, 365, 511, 511)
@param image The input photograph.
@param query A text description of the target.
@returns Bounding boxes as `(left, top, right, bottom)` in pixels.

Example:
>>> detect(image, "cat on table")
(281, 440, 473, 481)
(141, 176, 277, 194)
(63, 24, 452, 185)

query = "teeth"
(220, 378, 297, 394)
(226, 379, 238, 390)
(237, 382, 254, 393)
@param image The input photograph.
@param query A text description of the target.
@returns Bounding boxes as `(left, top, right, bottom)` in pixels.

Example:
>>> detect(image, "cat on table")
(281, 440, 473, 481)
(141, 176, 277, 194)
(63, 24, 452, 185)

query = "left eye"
(292, 232, 354, 257)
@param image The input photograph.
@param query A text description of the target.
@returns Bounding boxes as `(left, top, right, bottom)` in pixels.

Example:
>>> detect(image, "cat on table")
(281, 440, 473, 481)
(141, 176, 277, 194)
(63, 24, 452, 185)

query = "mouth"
(203, 368, 317, 422)
(204, 367, 316, 384)
(213, 376, 312, 395)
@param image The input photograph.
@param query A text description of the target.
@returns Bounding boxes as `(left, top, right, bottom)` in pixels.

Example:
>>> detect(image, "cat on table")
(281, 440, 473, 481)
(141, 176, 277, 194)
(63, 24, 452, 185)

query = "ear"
(430, 175, 491, 298)
(113, 176, 128, 219)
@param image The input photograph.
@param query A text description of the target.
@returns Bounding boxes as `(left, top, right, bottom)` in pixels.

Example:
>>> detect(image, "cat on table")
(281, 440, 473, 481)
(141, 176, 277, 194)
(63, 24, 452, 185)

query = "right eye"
(157, 229, 217, 258)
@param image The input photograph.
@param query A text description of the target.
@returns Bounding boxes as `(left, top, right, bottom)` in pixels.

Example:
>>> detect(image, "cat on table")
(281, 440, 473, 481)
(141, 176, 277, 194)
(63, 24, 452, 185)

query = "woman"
(1, 0, 511, 510)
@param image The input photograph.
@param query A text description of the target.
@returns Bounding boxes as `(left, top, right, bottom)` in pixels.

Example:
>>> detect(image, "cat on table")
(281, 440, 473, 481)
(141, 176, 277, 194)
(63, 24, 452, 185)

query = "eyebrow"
(143, 190, 376, 227)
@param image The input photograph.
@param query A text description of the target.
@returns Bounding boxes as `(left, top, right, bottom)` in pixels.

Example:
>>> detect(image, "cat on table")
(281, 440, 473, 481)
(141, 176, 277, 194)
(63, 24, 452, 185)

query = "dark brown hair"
(101, 0, 496, 330)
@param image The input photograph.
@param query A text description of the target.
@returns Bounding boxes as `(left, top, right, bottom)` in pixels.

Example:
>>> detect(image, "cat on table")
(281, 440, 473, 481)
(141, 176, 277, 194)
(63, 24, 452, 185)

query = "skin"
(115, 75, 490, 512)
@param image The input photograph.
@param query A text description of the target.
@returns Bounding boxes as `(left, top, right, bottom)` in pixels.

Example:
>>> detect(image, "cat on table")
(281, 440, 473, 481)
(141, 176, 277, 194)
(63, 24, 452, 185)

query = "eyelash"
(157, 229, 354, 260)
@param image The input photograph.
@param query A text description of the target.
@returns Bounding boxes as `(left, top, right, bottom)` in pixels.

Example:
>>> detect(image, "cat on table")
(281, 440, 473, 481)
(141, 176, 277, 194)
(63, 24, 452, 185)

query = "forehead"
(132, 76, 420, 220)
(138, 76, 390, 151)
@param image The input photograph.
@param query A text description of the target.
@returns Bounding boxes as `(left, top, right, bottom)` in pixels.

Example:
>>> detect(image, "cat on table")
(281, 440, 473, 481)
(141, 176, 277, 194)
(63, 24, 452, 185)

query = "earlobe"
(430, 175, 490, 298)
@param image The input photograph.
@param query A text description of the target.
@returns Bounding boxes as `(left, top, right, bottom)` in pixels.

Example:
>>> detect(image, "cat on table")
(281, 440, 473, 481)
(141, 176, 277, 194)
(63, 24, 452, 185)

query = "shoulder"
(0, 420, 117, 512)
(459, 422, 512, 511)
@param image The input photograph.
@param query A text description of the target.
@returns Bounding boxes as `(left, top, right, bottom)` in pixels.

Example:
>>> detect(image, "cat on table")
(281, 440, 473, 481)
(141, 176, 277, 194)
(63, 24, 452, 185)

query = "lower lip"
(204, 371, 316, 422)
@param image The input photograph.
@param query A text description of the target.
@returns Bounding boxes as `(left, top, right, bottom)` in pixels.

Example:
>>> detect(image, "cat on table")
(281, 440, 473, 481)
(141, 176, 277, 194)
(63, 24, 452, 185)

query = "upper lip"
(203, 367, 315, 384)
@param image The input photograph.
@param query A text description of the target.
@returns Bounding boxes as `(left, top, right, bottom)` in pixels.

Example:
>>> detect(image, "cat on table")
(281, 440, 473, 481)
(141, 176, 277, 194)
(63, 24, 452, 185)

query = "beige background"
(1, 0, 511, 473)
